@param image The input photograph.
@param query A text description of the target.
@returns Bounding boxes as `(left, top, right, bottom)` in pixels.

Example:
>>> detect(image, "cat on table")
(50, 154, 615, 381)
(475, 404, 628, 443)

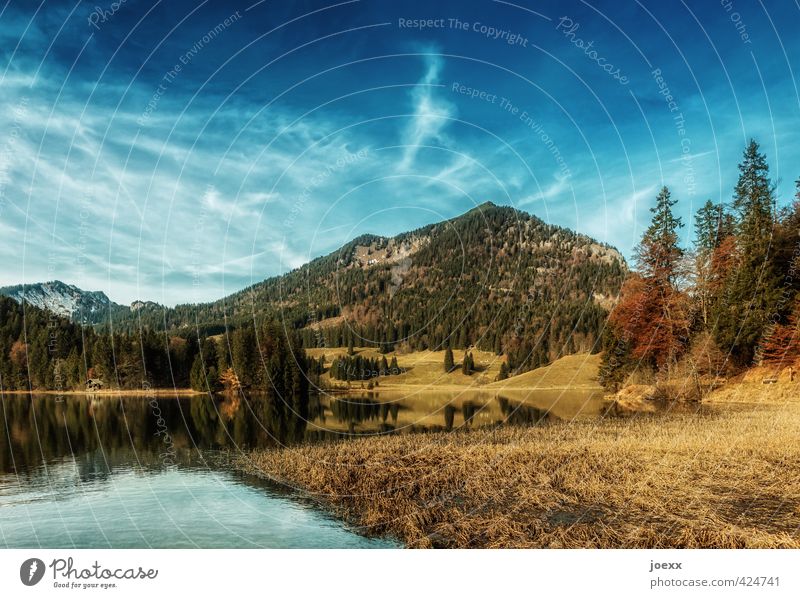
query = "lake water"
(307, 388, 608, 437)
(0, 389, 607, 548)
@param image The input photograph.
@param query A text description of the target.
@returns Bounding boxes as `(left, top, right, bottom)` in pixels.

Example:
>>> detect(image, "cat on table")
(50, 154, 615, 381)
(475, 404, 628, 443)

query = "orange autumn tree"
(601, 187, 690, 386)
(761, 299, 800, 366)
(9, 340, 28, 368)
(219, 367, 241, 392)
(607, 275, 688, 370)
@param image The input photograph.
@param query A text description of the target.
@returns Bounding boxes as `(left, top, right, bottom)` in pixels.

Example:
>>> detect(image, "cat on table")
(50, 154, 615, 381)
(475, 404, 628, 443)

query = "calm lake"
(0, 389, 607, 548)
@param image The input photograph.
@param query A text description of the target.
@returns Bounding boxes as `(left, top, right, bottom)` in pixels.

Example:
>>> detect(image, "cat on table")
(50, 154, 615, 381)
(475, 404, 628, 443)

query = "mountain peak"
(463, 201, 502, 215)
(0, 280, 117, 322)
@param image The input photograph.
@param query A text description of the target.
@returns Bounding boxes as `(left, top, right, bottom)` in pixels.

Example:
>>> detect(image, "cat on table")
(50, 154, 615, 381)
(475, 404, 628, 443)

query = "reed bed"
(235, 405, 800, 548)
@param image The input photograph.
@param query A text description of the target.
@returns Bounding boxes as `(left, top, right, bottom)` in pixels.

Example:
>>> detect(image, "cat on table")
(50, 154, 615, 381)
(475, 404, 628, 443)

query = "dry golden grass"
(706, 363, 800, 405)
(486, 353, 602, 390)
(236, 405, 800, 548)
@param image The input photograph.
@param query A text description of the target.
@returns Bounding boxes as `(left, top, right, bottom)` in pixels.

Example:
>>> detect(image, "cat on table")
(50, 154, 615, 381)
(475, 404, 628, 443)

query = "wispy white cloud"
(579, 183, 659, 250)
(0, 66, 364, 303)
(519, 175, 571, 206)
(398, 52, 456, 171)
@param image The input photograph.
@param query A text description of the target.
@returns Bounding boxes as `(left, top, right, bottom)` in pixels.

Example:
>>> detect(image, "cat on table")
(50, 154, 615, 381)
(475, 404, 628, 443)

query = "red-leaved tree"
(761, 301, 800, 366)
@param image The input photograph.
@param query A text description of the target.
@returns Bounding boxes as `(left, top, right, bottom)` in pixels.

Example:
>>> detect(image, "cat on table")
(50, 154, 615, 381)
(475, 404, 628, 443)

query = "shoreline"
(322, 383, 605, 393)
(2, 388, 206, 397)
(235, 402, 800, 548)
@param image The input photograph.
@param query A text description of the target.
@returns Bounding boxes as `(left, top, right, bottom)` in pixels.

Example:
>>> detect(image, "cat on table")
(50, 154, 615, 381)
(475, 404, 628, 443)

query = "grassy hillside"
(307, 347, 503, 388)
(705, 361, 800, 404)
(487, 353, 602, 390)
(306, 348, 602, 391)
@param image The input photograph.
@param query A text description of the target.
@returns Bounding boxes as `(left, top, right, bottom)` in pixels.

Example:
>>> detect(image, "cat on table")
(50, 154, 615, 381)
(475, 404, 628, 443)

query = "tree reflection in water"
(2, 391, 598, 475)
(496, 396, 552, 426)
(0, 393, 309, 474)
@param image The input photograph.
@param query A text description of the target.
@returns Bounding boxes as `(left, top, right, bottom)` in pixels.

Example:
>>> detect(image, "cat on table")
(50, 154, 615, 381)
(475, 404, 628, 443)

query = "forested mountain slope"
(123, 202, 626, 371)
(6, 203, 627, 374)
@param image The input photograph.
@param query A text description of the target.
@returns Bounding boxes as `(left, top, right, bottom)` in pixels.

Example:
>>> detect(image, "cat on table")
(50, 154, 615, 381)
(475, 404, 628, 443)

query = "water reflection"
(1, 388, 612, 474)
(0, 448, 397, 549)
(307, 388, 608, 436)
(497, 396, 552, 426)
(0, 390, 712, 548)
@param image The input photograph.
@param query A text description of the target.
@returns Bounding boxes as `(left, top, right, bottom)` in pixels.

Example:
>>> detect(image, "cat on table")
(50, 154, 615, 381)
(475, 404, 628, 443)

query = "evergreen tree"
(694, 199, 735, 254)
(190, 354, 205, 391)
(693, 200, 732, 327)
(91, 334, 115, 385)
(232, 323, 257, 387)
(714, 140, 782, 365)
(444, 346, 454, 372)
(733, 140, 775, 237)
(497, 361, 509, 381)
(462, 351, 473, 375)
(457, 326, 468, 349)
(635, 186, 684, 285)
(190, 338, 220, 392)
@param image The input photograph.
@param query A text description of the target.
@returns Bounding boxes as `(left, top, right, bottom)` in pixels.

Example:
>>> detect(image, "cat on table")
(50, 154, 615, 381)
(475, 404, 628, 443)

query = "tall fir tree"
(714, 140, 782, 365)
(497, 361, 509, 381)
(693, 200, 734, 327)
(635, 186, 684, 286)
(461, 351, 473, 375)
(232, 322, 258, 388)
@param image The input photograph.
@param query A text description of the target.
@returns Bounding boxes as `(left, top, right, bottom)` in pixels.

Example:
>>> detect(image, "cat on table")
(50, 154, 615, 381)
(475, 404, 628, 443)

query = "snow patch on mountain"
(0, 281, 115, 321)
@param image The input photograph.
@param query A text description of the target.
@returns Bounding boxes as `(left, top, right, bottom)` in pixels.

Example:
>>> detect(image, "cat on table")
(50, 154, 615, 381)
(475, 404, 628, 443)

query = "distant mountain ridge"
(0, 281, 159, 325)
(0, 281, 118, 323)
(2, 203, 627, 371)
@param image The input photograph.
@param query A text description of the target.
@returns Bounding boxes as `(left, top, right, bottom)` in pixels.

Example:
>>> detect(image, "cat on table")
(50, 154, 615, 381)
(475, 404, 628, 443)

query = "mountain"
(3, 203, 627, 372)
(0, 281, 122, 324)
(0, 281, 167, 326)
(109, 202, 628, 371)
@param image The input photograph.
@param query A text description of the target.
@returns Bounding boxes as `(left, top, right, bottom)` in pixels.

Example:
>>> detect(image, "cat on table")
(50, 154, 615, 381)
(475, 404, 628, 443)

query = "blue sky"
(1, 0, 798, 305)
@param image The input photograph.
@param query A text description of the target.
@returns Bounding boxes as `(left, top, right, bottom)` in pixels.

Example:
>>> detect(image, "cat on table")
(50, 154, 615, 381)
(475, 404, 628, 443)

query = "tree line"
(600, 140, 800, 390)
(1, 296, 309, 412)
(0, 295, 195, 391)
(328, 353, 403, 382)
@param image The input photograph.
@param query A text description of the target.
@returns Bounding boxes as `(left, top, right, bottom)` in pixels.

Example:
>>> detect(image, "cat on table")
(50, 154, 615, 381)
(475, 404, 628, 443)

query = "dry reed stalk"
(234, 406, 800, 548)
